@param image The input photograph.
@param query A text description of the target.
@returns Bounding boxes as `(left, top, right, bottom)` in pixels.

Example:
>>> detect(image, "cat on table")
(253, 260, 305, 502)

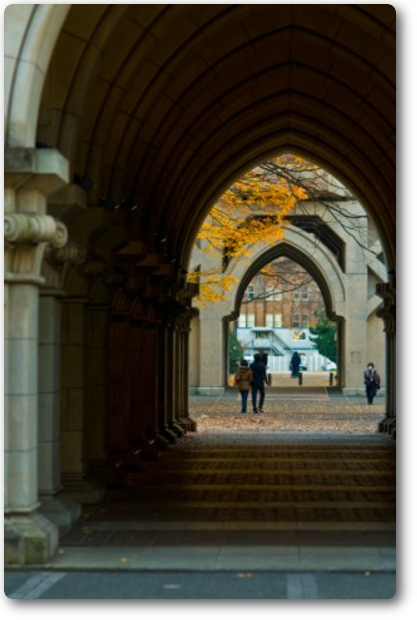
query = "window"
(292, 314, 300, 328)
(247, 285, 255, 301)
(238, 313, 255, 328)
(301, 314, 309, 328)
(238, 314, 247, 328)
(274, 313, 282, 327)
(266, 285, 282, 301)
(247, 313, 255, 327)
(293, 289, 300, 301)
(301, 286, 309, 301)
(266, 313, 281, 328)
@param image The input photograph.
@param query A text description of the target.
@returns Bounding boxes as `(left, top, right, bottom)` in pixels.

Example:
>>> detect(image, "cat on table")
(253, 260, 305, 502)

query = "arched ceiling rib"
(40, 4, 396, 268)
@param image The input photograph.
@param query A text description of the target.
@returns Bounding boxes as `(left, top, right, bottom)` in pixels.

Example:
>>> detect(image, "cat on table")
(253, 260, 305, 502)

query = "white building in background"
(236, 326, 336, 372)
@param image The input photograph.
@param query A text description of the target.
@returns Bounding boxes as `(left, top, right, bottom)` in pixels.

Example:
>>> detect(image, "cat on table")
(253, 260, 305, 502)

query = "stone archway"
(191, 222, 385, 395)
(224, 240, 344, 388)
(4, 5, 395, 564)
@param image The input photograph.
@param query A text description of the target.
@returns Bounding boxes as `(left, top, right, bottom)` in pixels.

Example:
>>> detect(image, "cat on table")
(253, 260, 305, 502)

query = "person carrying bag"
(363, 362, 381, 404)
(234, 359, 253, 414)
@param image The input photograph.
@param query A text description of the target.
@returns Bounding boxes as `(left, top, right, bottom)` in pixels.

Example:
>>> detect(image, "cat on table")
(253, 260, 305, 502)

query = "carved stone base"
(378, 416, 396, 439)
(38, 493, 81, 536)
(386, 418, 396, 436)
(5, 512, 59, 565)
(159, 427, 178, 444)
(378, 416, 391, 433)
(170, 422, 185, 437)
(178, 416, 197, 432)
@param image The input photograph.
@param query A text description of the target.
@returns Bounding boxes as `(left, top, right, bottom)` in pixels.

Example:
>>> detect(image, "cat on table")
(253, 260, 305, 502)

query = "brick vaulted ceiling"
(38, 4, 396, 269)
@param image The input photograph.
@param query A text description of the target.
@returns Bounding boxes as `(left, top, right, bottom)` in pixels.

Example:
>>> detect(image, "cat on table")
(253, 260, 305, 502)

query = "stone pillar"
(38, 291, 81, 533)
(4, 209, 68, 564)
(197, 315, 226, 394)
(367, 312, 387, 389)
(156, 317, 178, 444)
(173, 321, 180, 416)
(377, 282, 396, 436)
(37, 244, 86, 534)
(128, 314, 146, 444)
(341, 235, 368, 395)
(177, 321, 185, 416)
(38, 294, 61, 496)
(170, 317, 185, 437)
(60, 298, 86, 485)
(165, 318, 176, 435)
(189, 314, 200, 392)
(177, 315, 197, 431)
(60, 296, 104, 503)
(108, 302, 131, 455)
(182, 323, 190, 416)
(143, 307, 159, 438)
(86, 303, 110, 463)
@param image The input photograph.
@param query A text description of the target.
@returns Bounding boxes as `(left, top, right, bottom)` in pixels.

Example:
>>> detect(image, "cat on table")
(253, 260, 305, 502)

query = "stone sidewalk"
(10, 394, 396, 573)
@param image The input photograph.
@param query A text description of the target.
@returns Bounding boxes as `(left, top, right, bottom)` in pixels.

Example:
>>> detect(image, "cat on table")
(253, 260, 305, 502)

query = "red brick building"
(238, 257, 326, 330)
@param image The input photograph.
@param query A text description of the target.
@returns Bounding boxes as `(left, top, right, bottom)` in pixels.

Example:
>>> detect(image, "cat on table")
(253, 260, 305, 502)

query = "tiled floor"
(60, 430, 396, 554)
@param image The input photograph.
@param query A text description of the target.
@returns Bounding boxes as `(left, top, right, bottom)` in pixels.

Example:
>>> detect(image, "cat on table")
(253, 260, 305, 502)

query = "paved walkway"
(8, 393, 395, 574)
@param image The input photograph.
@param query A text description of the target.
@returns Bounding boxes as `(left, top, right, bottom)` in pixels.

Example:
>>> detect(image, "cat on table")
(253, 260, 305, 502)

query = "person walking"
(290, 351, 301, 378)
(234, 359, 253, 414)
(363, 362, 381, 404)
(250, 353, 267, 413)
(258, 349, 268, 368)
(258, 348, 270, 386)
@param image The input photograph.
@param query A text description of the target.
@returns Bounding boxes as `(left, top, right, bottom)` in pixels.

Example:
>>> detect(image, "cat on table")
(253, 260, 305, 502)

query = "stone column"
(156, 316, 177, 444)
(188, 314, 200, 393)
(37, 244, 85, 534)
(367, 312, 387, 390)
(177, 320, 185, 416)
(38, 294, 61, 497)
(108, 310, 131, 454)
(170, 317, 185, 437)
(86, 302, 110, 464)
(182, 322, 191, 416)
(60, 295, 105, 503)
(341, 236, 368, 395)
(4, 210, 68, 564)
(196, 302, 229, 394)
(177, 315, 197, 431)
(377, 282, 396, 436)
(38, 291, 81, 533)
(143, 306, 159, 438)
(128, 313, 146, 445)
(165, 317, 176, 435)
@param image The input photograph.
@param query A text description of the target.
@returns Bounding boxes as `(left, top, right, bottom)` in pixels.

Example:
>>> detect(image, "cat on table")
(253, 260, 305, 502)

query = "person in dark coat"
(258, 349, 268, 368)
(363, 362, 381, 404)
(250, 353, 267, 413)
(290, 351, 301, 378)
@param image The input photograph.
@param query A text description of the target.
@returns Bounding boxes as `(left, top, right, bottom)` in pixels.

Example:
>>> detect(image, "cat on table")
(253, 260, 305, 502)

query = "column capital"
(5, 212, 67, 247)
(4, 213, 68, 284)
(45, 240, 86, 267)
(41, 241, 87, 294)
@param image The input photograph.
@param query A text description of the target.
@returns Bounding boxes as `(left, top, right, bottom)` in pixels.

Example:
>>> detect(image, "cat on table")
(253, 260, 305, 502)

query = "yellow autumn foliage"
(190, 155, 311, 306)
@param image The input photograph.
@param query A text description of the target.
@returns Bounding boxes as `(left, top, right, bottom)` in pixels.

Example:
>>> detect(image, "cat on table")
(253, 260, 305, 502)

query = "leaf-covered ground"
(189, 395, 385, 435)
